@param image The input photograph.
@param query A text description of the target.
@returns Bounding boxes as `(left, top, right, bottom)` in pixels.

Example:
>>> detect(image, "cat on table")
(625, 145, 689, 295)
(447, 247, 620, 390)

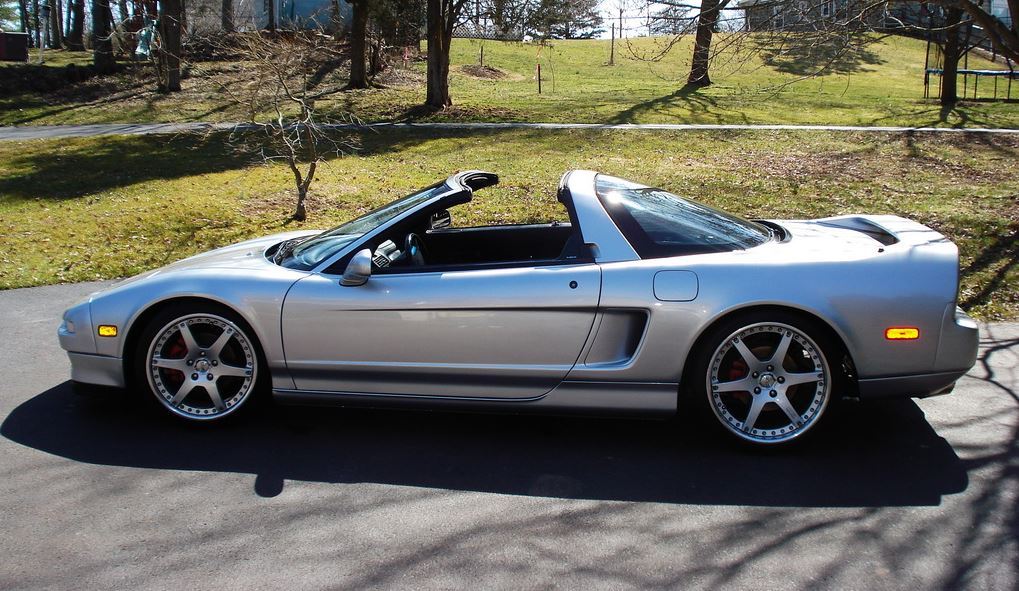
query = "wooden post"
(609, 23, 614, 65)
(536, 62, 541, 94)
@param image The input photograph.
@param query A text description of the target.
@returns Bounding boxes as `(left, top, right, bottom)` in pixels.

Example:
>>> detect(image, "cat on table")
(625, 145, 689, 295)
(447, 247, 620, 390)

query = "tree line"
(8, 0, 1018, 107)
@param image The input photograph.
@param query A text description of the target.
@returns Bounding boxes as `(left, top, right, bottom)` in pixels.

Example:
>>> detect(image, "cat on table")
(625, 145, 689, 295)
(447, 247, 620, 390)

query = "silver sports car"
(58, 170, 979, 446)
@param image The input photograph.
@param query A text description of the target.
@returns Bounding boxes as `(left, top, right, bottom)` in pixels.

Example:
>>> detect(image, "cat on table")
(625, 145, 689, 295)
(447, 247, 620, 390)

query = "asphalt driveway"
(1, 281, 1016, 590)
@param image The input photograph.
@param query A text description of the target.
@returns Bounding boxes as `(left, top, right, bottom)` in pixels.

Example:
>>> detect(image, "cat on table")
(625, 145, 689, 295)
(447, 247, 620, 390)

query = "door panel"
(282, 264, 601, 398)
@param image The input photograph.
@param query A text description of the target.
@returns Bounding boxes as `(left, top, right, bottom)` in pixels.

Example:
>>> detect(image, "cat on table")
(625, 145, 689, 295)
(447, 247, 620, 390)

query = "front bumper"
(67, 352, 125, 388)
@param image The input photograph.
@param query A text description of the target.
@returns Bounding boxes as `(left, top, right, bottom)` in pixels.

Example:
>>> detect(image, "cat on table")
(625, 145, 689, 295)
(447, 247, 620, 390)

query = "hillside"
(2, 34, 1016, 127)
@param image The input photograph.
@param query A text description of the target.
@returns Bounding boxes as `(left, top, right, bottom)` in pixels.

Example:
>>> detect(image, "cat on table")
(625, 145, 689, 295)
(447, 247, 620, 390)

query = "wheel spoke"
(732, 338, 760, 367)
(770, 332, 793, 367)
(216, 364, 250, 377)
(209, 328, 233, 357)
(743, 396, 767, 431)
(715, 377, 755, 393)
(205, 381, 226, 411)
(170, 381, 196, 406)
(775, 393, 802, 426)
(178, 323, 200, 354)
(783, 371, 821, 386)
(152, 356, 189, 372)
(150, 314, 258, 420)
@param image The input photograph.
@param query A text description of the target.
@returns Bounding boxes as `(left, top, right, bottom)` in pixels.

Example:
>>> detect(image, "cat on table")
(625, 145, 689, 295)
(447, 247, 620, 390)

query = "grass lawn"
(0, 128, 1016, 319)
(2, 35, 1018, 127)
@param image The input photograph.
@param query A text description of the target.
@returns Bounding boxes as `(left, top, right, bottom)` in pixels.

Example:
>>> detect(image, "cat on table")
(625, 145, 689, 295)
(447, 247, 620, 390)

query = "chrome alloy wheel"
(146, 314, 257, 420)
(707, 322, 831, 445)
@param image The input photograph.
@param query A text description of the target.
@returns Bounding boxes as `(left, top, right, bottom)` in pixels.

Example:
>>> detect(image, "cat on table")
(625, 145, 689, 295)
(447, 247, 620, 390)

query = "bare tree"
(347, 0, 369, 88)
(49, 0, 64, 48)
(158, 0, 182, 91)
(221, 0, 233, 32)
(32, 0, 40, 46)
(687, 0, 725, 86)
(212, 33, 356, 221)
(67, 0, 85, 49)
(92, 0, 116, 72)
(425, 0, 468, 108)
(17, 0, 31, 39)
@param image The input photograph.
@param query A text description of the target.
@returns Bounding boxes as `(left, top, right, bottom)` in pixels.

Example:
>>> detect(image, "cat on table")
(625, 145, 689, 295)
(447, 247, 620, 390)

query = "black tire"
(132, 302, 268, 424)
(687, 310, 843, 447)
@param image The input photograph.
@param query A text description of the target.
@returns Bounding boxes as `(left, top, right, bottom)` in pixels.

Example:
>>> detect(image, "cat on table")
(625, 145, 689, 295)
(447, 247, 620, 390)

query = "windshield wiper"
(272, 237, 307, 265)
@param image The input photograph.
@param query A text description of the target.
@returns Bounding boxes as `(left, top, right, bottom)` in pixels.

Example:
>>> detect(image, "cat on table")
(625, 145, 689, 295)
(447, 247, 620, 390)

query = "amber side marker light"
(885, 327, 919, 340)
(97, 325, 118, 337)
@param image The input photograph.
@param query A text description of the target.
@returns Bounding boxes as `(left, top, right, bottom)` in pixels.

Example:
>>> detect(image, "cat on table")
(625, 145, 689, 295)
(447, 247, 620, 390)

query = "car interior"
(369, 204, 589, 272)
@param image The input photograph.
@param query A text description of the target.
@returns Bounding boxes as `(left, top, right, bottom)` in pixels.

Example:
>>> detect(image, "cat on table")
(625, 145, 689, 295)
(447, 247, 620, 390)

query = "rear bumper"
(858, 306, 978, 400)
(857, 370, 966, 399)
(67, 352, 125, 388)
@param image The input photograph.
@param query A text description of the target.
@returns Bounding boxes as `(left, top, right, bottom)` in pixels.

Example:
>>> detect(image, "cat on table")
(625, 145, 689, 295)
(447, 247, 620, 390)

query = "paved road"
(2, 122, 1019, 141)
(1, 281, 1017, 590)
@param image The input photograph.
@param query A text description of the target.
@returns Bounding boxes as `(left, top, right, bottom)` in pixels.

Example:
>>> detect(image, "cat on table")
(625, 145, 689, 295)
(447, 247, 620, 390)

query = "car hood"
(100, 230, 320, 293)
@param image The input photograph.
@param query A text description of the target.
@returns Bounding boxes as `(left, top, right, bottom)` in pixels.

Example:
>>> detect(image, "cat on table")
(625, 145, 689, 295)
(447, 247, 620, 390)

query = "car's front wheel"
(694, 312, 838, 446)
(136, 305, 262, 422)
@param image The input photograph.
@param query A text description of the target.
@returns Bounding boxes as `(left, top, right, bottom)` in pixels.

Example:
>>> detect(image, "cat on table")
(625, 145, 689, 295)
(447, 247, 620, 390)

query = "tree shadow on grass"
(757, 41, 884, 77)
(959, 224, 1019, 311)
(609, 83, 743, 125)
(0, 134, 250, 201)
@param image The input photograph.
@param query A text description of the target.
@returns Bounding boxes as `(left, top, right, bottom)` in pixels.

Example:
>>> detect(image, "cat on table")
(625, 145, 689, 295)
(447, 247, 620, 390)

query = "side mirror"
(429, 209, 452, 230)
(340, 249, 372, 286)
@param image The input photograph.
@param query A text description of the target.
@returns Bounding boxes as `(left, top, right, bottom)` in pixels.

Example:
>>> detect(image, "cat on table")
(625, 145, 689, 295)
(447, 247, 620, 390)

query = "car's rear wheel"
(136, 306, 262, 422)
(694, 312, 838, 446)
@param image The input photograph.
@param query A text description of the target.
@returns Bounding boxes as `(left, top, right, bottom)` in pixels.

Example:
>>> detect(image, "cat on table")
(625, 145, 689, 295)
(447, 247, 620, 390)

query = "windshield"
(595, 175, 771, 258)
(277, 182, 450, 270)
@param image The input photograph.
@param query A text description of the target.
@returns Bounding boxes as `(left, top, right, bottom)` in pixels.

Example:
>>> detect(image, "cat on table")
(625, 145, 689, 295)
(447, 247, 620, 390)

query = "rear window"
(595, 175, 771, 258)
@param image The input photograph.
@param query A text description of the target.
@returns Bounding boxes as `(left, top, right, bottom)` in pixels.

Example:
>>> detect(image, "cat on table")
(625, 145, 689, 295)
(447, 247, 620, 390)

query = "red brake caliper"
(162, 334, 187, 387)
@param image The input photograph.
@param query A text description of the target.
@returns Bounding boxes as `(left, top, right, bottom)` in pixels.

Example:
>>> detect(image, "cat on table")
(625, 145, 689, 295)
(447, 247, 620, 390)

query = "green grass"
(2, 35, 1018, 127)
(1, 128, 1016, 319)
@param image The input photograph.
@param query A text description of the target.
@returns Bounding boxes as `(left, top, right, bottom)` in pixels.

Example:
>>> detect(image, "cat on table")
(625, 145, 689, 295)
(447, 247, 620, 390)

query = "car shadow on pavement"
(2, 382, 966, 506)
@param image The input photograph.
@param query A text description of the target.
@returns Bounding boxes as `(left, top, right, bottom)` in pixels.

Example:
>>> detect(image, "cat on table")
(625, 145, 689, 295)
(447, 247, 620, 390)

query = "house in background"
(260, 0, 351, 31)
(184, 0, 351, 34)
(739, 0, 1011, 35)
(738, 0, 885, 31)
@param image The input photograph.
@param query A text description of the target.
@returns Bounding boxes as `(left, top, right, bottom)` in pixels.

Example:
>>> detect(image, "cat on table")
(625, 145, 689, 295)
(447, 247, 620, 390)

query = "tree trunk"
(50, 0, 64, 48)
(266, 0, 275, 32)
(368, 34, 385, 77)
(347, 0, 368, 88)
(294, 186, 307, 221)
(221, 0, 233, 32)
(425, 0, 452, 108)
(158, 0, 182, 91)
(688, 0, 721, 86)
(67, 0, 85, 49)
(32, 0, 41, 47)
(940, 7, 964, 105)
(18, 0, 30, 36)
(92, 0, 116, 72)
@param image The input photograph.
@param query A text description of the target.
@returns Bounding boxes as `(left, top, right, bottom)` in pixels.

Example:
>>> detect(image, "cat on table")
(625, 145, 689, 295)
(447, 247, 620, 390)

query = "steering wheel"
(404, 233, 427, 266)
